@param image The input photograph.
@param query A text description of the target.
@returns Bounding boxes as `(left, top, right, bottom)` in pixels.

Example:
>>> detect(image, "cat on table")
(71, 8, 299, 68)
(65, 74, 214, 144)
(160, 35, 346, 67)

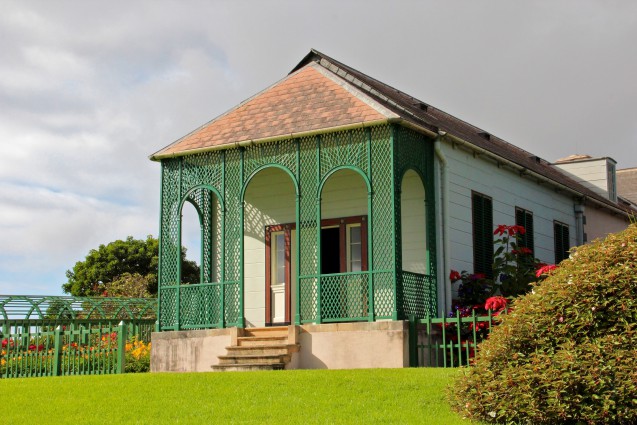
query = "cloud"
(1, 1, 636, 295)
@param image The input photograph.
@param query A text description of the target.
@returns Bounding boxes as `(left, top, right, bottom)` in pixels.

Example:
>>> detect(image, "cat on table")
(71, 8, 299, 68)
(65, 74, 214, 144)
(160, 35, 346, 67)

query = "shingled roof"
(151, 49, 635, 216)
(151, 62, 398, 158)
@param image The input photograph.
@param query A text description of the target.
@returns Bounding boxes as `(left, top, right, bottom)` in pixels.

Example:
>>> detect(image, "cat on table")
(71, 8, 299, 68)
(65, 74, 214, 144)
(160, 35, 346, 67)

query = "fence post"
(52, 325, 62, 376)
(116, 321, 127, 374)
(408, 314, 418, 367)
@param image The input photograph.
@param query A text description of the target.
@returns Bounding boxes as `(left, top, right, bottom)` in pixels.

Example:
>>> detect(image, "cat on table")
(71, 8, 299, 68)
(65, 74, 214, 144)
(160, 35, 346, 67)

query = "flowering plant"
(492, 224, 540, 297)
(450, 224, 552, 304)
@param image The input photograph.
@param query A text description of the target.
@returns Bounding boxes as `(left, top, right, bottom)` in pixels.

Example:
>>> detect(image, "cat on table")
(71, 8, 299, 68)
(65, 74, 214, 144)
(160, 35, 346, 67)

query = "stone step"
(218, 354, 291, 365)
(237, 336, 288, 347)
(243, 326, 288, 338)
(211, 363, 285, 372)
(226, 344, 299, 356)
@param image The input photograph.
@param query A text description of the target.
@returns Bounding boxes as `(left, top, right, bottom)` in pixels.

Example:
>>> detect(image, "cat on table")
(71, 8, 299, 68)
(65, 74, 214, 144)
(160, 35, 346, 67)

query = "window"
(472, 192, 493, 279)
(515, 207, 534, 254)
(320, 215, 368, 274)
(554, 221, 570, 264)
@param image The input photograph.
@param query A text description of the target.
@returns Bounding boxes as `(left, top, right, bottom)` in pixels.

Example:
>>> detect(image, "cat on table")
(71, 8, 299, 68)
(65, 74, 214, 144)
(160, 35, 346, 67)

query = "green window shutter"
(554, 221, 570, 264)
(515, 208, 534, 254)
(472, 192, 493, 278)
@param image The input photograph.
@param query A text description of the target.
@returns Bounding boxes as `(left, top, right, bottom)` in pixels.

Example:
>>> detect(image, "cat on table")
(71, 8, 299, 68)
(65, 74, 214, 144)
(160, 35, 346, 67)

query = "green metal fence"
(0, 295, 158, 320)
(408, 310, 506, 368)
(0, 295, 157, 378)
(0, 319, 155, 378)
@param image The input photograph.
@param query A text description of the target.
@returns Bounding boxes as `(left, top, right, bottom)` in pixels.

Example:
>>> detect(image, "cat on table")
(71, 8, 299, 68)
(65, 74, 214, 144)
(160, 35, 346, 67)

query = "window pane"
(275, 233, 285, 285)
(349, 225, 362, 272)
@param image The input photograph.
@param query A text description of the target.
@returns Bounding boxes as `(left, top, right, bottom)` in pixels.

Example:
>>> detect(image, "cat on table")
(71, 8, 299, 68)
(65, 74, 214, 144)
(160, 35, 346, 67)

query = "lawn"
(0, 368, 474, 424)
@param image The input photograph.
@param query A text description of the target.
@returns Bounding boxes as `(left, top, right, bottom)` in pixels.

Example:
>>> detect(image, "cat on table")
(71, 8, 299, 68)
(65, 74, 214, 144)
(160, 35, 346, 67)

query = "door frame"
(265, 224, 294, 325)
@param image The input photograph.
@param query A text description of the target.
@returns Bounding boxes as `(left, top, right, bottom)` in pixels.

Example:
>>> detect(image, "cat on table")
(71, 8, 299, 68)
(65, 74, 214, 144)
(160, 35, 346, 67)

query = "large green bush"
(449, 224, 637, 424)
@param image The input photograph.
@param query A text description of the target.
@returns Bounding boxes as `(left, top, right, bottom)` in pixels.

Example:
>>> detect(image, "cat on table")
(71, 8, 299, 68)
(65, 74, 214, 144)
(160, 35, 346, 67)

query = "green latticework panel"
(160, 159, 181, 286)
(223, 281, 240, 326)
(319, 128, 368, 179)
(181, 151, 223, 193)
(372, 272, 394, 319)
(320, 273, 368, 322)
(401, 271, 436, 317)
(223, 149, 242, 283)
(243, 139, 297, 179)
(299, 277, 317, 323)
(223, 149, 242, 326)
(178, 284, 221, 329)
(298, 136, 319, 322)
(392, 125, 438, 318)
(159, 287, 176, 328)
(369, 126, 395, 318)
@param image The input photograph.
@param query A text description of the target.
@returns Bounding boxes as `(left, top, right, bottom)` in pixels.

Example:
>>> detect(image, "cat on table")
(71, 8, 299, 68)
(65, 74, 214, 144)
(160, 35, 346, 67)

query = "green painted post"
(220, 150, 226, 328)
(157, 163, 165, 332)
(315, 135, 322, 324)
(52, 325, 62, 377)
(176, 159, 183, 331)
(239, 147, 245, 329)
(456, 310, 462, 366)
(390, 125, 399, 321)
(295, 139, 302, 326)
(116, 321, 127, 374)
(408, 314, 417, 367)
(366, 127, 375, 322)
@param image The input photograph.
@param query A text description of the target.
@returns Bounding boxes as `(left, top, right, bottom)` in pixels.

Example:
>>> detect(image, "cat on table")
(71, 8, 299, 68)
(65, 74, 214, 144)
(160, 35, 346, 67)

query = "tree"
(62, 236, 200, 296)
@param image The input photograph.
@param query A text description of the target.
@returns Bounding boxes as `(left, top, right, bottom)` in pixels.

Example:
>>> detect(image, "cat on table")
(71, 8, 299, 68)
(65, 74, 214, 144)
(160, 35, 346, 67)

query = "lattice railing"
(401, 271, 437, 318)
(320, 272, 369, 322)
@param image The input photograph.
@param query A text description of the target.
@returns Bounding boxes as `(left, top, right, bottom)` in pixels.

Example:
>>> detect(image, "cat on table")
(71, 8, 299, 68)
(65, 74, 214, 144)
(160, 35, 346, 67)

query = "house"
(149, 49, 636, 371)
(553, 154, 635, 241)
(617, 167, 637, 206)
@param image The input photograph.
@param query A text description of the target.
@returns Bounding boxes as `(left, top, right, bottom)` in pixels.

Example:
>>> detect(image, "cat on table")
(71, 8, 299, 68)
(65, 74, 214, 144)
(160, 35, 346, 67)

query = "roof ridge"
(307, 50, 549, 163)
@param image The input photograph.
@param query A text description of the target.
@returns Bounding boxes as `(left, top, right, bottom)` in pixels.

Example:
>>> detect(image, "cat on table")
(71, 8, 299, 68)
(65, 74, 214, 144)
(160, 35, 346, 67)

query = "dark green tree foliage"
(62, 236, 199, 296)
(449, 224, 637, 424)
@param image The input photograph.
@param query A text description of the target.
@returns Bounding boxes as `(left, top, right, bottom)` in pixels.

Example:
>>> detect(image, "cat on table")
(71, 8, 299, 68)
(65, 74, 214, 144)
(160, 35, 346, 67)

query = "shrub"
(448, 224, 637, 424)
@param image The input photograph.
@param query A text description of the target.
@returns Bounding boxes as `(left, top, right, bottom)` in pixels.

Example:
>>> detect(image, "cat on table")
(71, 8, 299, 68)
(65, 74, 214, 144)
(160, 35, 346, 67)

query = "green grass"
(0, 368, 473, 424)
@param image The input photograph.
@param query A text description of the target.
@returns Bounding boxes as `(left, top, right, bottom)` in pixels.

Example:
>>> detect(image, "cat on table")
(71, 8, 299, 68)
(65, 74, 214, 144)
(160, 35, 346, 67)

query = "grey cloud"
(1, 0, 636, 294)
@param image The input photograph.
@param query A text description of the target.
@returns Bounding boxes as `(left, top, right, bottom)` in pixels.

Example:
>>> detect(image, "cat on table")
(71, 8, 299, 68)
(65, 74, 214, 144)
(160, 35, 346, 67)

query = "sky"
(1, 1, 636, 295)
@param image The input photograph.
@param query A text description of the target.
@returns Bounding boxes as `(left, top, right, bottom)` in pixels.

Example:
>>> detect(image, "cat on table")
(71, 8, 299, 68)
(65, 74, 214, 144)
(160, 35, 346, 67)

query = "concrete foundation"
(151, 321, 410, 372)
(151, 328, 236, 372)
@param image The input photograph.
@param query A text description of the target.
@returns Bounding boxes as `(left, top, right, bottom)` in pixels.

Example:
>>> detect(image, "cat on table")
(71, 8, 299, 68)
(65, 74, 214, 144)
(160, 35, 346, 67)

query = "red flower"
(494, 224, 508, 236)
(535, 264, 557, 278)
(485, 296, 508, 312)
(449, 270, 461, 282)
(519, 247, 532, 255)
(1, 338, 7, 348)
(511, 225, 526, 235)
(28, 344, 36, 351)
(471, 273, 486, 280)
